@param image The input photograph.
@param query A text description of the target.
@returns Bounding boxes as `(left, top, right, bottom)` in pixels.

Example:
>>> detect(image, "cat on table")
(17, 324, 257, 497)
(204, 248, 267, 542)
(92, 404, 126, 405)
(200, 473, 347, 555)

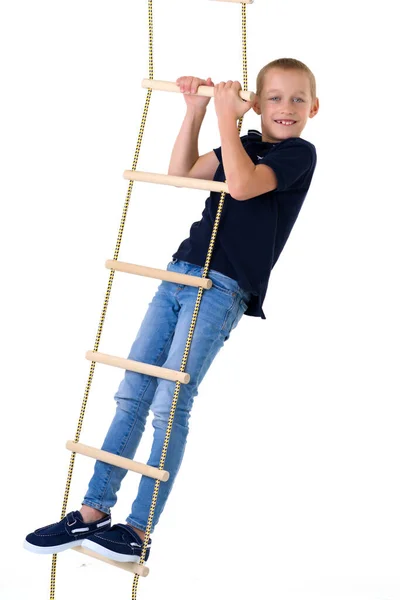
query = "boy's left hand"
(214, 80, 254, 121)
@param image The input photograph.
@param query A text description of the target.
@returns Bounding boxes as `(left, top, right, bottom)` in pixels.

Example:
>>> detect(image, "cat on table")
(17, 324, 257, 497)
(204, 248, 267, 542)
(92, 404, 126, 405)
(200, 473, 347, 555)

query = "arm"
(168, 76, 219, 181)
(168, 106, 207, 177)
(218, 118, 277, 200)
(168, 106, 219, 180)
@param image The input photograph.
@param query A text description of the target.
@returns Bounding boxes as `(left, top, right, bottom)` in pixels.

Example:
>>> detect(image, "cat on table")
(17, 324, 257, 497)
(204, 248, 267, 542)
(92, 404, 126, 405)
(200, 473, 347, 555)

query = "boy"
(24, 58, 319, 563)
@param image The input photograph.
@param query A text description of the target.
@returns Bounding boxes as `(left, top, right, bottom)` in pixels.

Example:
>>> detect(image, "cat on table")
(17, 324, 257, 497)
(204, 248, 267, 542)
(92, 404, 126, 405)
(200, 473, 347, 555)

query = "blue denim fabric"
(82, 260, 251, 532)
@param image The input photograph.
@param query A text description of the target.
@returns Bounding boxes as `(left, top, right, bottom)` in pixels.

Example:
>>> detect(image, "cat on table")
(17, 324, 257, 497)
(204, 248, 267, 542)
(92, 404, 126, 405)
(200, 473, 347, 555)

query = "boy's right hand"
(176, 76, 214, 110)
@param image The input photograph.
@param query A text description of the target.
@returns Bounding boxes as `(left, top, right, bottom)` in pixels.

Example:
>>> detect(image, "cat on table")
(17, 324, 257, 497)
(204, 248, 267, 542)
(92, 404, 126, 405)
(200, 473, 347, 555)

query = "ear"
(252, 95, 262, 115)
(309, 97, 320, 119)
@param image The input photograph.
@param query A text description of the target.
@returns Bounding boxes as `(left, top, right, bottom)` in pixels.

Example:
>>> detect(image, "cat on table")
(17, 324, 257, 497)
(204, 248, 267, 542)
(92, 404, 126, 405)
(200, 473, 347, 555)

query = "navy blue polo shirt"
(172, 129, 317, 319)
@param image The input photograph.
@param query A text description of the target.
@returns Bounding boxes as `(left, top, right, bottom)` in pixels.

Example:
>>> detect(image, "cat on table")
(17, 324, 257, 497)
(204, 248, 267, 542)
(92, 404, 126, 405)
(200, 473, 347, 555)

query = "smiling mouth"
(275, 120, 296, 126)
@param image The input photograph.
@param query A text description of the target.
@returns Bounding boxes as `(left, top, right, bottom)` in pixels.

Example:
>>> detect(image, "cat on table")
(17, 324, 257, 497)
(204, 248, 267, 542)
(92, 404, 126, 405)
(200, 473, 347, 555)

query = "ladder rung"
(66, 441, 170, 482)
(86, 350, 190, 384)
(72, 545, 149, 577)
(142, 78, 254, 102)
(123, 170, 229, 194)
(105, 259, 212, 290)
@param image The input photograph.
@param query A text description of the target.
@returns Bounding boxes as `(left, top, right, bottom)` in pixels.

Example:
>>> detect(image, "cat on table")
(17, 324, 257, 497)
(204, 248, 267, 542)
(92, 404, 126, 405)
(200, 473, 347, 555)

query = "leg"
(126, 261, 249, 533)
(24, 278, 183, 555)
(82, 275, 181, 515)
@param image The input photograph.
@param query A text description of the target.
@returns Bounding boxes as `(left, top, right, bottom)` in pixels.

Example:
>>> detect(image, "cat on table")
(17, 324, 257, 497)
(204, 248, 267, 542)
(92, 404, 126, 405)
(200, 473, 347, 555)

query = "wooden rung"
(123, 170, 229, 194)
(86, 350, 190, 385)
(105, 259, 213, 290)
(66, 441, 170, 482)
(72, 546, 149, 577)
(142, 78, 254, 102)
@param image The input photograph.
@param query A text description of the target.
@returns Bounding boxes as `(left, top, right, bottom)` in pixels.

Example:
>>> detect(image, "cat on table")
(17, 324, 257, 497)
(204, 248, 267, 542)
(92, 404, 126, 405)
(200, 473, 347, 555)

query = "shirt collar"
(247, 129, 276, 145)
(247, 129, 262, 141)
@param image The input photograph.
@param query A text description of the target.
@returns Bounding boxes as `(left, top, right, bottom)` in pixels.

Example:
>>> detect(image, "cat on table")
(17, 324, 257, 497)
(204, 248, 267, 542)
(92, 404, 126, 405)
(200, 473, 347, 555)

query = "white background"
(1, 0, 399, 598)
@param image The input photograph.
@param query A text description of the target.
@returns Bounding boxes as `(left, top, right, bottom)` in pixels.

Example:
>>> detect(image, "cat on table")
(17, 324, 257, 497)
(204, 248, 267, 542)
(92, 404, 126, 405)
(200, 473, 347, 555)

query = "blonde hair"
(256, 58, 316, 102)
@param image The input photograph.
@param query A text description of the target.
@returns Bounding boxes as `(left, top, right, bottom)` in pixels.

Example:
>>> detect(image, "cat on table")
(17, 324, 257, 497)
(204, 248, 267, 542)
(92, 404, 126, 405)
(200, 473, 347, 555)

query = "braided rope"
(49, 3, 154, 598)
(131, 2, 248, 599)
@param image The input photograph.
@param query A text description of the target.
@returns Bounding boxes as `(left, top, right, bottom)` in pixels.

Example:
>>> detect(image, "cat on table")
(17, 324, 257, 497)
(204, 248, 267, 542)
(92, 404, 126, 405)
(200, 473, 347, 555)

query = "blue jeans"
(82, 260, 251, 532)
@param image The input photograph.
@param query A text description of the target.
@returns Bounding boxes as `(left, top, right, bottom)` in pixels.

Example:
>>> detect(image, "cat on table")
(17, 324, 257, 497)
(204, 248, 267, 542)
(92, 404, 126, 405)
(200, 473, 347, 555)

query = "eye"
(269, 96, 305, 102)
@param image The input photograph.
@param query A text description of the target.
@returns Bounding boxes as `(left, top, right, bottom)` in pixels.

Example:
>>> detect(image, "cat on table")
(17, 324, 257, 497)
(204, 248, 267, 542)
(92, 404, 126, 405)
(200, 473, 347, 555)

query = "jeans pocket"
(221, 293, 247, 340)
(211, 281, 236, 296)
(209, 270, 238, 297)
(232, 297, 248, 331)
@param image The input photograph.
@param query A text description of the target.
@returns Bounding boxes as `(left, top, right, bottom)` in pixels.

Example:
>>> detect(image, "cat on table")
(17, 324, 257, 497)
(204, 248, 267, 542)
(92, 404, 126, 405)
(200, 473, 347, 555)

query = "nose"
(280, 106, 294, 116)
(279, 100, 295, 116)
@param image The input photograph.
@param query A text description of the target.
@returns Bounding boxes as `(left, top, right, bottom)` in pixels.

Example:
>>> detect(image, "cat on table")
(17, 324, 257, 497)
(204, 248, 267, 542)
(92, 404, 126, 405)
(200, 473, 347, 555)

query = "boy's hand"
(214, 80, 253, 121)
(176, 76, 215, 111)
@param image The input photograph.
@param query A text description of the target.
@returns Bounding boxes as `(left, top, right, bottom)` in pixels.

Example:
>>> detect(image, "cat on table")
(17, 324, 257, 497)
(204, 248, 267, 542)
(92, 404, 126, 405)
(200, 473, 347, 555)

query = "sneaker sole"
(82, 539, 147, 563)
(23, 539, 83, 554)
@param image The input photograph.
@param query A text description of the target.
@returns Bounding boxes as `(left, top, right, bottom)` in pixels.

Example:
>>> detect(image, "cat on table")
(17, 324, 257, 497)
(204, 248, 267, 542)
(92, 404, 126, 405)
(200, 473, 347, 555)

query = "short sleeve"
(213, 146, 222, 162)
(260, 139, 315, 192)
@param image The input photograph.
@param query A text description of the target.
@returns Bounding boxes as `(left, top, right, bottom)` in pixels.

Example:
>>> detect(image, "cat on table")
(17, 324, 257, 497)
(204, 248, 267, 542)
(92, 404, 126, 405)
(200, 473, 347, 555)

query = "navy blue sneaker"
(24, 510, 112, 554)
(82, 523, 151, 563)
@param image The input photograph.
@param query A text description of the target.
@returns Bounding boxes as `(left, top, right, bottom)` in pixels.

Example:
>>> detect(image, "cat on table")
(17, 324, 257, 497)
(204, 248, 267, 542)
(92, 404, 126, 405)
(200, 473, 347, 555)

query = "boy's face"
(253, 68, 319, 143)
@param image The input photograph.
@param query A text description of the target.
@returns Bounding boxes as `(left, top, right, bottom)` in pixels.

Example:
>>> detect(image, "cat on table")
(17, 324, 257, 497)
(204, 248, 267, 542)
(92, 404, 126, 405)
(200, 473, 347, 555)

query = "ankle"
(126, 523, 146, 542)
(80, 505, 107, 523)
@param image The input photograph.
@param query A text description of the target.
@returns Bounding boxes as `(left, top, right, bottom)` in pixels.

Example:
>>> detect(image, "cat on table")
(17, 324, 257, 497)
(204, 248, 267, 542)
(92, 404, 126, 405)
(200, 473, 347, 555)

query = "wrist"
(186, 105, 207, 117)
(218, 114, 238, 130)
